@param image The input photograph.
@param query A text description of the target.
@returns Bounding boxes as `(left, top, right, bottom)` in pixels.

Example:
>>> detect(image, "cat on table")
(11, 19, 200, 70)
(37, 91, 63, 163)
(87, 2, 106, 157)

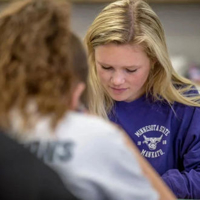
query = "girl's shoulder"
(175, 83, 199, 97)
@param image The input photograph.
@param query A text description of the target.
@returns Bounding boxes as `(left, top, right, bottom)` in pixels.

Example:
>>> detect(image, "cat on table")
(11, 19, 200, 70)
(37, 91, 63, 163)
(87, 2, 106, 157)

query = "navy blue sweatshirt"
(109, 94, 200, 199)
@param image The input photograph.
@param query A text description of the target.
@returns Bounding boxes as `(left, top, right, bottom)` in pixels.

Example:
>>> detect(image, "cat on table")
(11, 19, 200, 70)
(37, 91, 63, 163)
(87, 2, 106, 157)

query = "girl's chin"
(110, 95, 127, 102)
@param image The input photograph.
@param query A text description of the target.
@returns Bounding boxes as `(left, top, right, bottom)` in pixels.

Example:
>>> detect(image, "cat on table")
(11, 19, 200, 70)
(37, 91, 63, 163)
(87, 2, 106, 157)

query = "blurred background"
(0, 0, 200, 85)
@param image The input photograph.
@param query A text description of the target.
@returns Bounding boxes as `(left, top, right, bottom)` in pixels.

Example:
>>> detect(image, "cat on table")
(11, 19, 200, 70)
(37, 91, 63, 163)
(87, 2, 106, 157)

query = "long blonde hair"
(0, 0, 88, 130)
(85, 0, 200, 119)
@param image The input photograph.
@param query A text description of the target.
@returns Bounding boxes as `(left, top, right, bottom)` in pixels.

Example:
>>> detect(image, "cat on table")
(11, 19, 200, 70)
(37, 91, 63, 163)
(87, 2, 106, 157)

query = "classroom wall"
(0, 2, 200, 65)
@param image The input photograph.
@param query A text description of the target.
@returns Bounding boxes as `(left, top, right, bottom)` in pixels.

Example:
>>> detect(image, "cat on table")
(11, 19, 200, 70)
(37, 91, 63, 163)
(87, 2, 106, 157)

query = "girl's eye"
(101, 66, 112, 70)
(126, 69, 137, 73)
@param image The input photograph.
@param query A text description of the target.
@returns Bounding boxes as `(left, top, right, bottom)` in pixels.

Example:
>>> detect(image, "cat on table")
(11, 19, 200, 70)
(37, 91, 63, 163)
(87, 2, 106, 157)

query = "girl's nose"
(111, 72, 125, 85)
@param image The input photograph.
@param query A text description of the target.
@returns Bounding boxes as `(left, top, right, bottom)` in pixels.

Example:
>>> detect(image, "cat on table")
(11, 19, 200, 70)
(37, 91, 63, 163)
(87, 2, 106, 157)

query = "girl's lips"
(109, 87, 127, 94)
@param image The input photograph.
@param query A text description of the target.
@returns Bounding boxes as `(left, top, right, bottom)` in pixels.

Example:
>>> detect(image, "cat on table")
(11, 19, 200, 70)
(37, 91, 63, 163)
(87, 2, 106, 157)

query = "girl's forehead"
(95, 43, 146, 57)
(95, 43, 150, 67)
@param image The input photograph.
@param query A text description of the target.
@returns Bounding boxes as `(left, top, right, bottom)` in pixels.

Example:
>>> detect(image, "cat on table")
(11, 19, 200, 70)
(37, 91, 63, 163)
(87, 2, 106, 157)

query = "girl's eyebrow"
(97, 61, 111, 67)
(97, 61, 140, 69)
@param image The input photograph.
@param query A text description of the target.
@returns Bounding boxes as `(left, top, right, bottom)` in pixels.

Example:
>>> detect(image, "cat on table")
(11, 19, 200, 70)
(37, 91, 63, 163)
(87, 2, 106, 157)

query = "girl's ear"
(70, 82, 86, 110)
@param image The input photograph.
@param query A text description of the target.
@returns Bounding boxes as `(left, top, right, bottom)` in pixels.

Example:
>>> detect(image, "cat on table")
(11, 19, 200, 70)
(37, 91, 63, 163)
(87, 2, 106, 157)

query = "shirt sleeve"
(162, 107, 200, 199)
(53, 127, 159, 200)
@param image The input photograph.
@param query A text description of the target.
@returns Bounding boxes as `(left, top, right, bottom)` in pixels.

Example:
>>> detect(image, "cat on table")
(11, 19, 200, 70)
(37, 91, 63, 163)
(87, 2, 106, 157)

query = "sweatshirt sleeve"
(162, 107, 200, 199)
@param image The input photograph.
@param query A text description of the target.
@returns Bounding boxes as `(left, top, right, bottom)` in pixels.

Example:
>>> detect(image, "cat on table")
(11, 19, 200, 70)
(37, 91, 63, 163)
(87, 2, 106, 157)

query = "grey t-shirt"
(17, 111, 159, 200)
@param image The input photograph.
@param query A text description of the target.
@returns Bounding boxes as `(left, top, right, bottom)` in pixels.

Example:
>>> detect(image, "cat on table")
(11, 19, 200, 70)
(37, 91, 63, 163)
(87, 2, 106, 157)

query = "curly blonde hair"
(0, 0, 86, 129)
(85, 0, 200, 119)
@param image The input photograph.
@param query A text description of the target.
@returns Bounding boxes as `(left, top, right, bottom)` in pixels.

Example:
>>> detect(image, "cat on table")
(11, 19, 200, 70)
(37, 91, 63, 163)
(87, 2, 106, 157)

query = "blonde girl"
(85, 0, 200, 198)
